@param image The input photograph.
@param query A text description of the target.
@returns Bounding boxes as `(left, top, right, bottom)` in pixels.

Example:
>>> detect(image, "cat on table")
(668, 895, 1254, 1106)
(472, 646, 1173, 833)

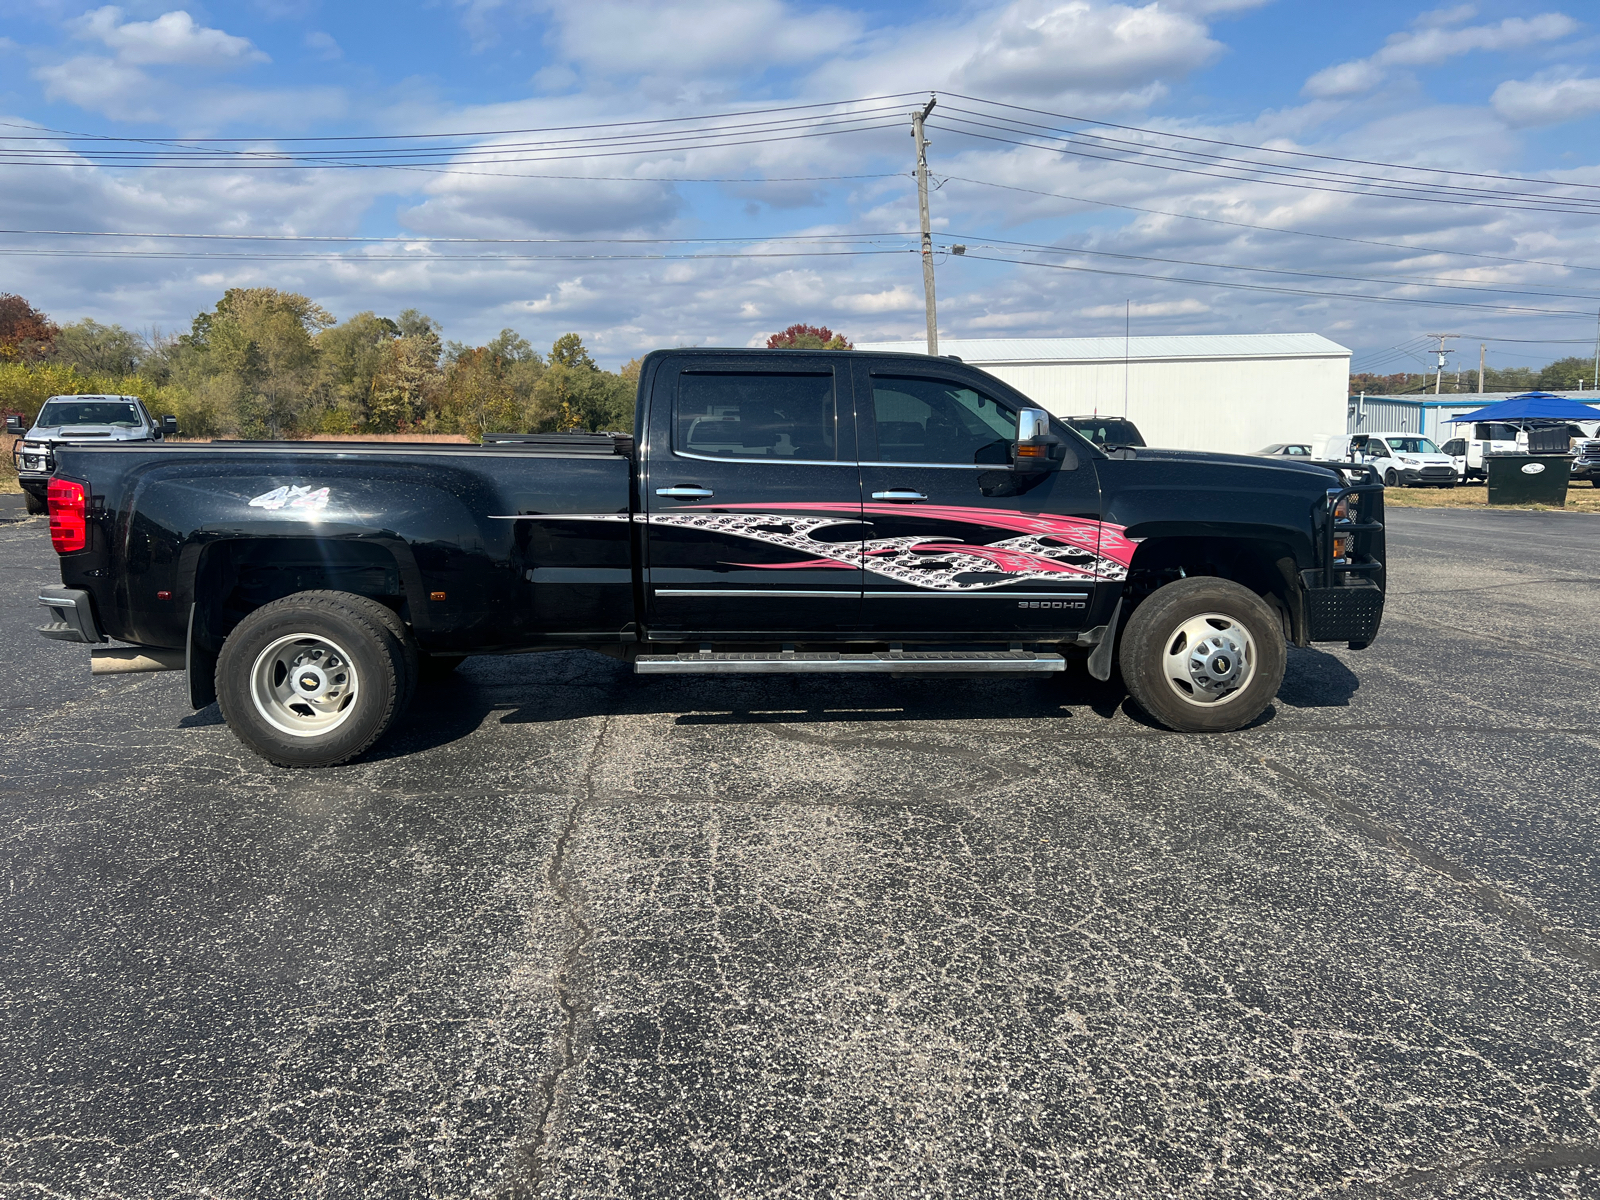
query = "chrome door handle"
(871, 489, 927, 502)
(656, 486, 714, 499)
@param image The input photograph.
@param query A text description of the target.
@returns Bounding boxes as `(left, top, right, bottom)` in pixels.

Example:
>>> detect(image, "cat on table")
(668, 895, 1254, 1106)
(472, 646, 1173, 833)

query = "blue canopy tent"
(1448, 392, 1600, 424)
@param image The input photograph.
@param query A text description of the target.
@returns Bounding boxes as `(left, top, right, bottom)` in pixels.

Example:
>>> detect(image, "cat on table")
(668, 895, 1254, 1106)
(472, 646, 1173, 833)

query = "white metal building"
(855, 333, 1352, 456)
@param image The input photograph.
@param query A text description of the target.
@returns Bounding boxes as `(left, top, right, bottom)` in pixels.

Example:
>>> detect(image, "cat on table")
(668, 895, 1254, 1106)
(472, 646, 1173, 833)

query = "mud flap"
(1086, 596, 1122, 682)
(186, 603, 218, 709)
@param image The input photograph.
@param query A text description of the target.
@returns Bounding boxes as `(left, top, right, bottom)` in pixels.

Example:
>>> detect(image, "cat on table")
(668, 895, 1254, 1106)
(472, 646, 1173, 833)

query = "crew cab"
(37, 349, 1386, 767)
(9, 394, 177, 514)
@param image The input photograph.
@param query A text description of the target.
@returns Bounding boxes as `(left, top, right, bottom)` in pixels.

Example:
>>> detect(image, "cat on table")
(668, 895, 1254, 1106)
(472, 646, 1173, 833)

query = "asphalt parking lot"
(3, 500, 1600, 1199)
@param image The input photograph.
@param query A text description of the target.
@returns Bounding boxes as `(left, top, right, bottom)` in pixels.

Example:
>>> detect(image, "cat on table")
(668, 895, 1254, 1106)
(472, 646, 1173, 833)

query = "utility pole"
(912, 94, 938, 356)
(1592, 309, 1599, 395)
(1478, 343, 1485, 394)
(1426, 333, 1458, 395)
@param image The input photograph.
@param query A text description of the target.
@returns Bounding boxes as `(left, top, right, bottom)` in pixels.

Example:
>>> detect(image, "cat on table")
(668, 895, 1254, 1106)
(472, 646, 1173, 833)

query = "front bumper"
(38, 587, 105, 644)
(1398, 466, 1456, 485)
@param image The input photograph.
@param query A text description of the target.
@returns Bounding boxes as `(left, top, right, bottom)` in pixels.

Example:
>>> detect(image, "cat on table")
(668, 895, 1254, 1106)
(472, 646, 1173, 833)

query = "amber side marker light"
(48, 478, 87, 553)
(1015, 444, 1047, 459)
(430, 591, 447, 601)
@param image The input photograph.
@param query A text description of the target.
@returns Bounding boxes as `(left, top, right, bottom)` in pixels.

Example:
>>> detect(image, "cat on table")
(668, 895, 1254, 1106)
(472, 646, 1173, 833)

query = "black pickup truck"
(37, 348, 1385, 767)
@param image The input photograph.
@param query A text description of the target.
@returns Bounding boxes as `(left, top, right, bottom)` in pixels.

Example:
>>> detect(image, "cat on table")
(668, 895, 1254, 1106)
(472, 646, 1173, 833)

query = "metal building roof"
(854, 333, 1351, 362)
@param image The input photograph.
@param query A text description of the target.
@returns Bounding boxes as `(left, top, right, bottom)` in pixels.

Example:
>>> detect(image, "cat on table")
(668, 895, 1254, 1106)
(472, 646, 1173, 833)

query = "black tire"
(359, 600, 418, 711)
(1117, 577, 1287, 734)
(215, 590, 409, 768)
(418, 654, 466, 683)
(24, 490, 47, 515)
(1383, 469, 1399, 487)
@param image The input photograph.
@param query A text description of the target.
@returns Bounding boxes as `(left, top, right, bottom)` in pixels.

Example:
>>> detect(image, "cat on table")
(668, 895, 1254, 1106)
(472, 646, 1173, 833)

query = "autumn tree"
(765, 323, 851, 350)
(0, 294, 59, 362)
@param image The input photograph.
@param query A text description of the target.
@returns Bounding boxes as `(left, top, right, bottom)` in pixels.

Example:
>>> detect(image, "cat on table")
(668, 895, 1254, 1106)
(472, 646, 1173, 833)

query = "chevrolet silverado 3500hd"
(37, 348, 1385, 767)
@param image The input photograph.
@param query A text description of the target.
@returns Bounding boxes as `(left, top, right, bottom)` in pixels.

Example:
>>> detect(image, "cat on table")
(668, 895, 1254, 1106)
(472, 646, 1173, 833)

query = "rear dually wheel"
(216, 590, 410, 768)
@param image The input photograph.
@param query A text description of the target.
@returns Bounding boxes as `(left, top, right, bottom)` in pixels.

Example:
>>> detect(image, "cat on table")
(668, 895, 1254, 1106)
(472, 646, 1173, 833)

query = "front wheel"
(1384, 469, 1399, 487)
(1117, 577, 1287, 733)
(216, 590, 410, 768)
(24, 490, 47, 515)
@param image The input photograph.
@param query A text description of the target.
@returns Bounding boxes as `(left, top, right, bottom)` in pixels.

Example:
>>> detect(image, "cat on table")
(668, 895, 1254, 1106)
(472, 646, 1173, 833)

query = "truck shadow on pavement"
(185, 646, 1354, 762)
(363, 644, 1362, 761)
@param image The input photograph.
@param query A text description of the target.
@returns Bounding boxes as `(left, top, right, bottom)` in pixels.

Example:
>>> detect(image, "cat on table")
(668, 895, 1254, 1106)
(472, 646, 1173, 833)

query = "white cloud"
(72, 7, 269, 68)
(953, 1, 1223, 96)
(36, 56, 163, 122)
(1303, 12, 1578, 97)
(1492, 71, 1600, 126)
(1078, 298, 1211, 318)
(304, 31, 342, 61)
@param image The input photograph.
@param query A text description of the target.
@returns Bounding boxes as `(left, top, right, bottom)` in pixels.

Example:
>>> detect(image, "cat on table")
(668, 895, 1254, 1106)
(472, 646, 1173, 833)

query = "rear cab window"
(675, 372, 838, 462)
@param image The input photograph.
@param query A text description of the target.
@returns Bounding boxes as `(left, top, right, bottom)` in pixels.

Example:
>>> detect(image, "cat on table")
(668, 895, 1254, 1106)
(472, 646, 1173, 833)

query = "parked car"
(9, 395, 176, 514)
(1572, 439, 1600, 487)
(1439, 437, 1469, 482)
(1063, 416, 1145, 448)
(1256, 444, 1315, 458)
(37, 348, 1385, 766)
(1325, 433, 1456, 487)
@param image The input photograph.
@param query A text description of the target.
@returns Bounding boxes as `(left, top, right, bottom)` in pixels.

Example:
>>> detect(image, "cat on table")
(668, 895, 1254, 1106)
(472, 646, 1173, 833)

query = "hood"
(1109, 445, 1340, 479)
(27, 424, 149, 442)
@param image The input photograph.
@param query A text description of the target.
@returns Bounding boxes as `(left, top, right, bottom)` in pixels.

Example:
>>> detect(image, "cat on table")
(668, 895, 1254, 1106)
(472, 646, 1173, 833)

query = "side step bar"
(636, 650, 1065, 675)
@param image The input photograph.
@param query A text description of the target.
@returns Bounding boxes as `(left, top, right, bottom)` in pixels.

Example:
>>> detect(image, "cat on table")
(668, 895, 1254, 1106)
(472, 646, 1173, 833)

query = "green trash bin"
(1486, 455, 1570, 506)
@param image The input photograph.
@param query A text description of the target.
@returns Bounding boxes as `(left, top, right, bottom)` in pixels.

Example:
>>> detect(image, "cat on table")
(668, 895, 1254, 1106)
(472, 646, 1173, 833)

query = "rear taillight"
(48, 478, 87, 553)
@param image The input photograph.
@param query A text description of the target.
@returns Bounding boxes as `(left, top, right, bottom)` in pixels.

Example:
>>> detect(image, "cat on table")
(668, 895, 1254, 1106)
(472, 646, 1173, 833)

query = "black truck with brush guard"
(36, 348, 1386, 767)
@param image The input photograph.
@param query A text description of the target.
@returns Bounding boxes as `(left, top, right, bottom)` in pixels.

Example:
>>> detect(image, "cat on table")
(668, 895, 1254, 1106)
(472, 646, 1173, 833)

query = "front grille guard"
(1304, 460, 1385, 588)
(11, 440, 55, 474)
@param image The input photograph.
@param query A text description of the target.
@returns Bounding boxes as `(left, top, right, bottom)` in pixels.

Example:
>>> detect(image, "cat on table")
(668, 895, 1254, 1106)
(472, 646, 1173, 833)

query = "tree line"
(1350, 356, 1597, 397)
(0, 289, 640, 439)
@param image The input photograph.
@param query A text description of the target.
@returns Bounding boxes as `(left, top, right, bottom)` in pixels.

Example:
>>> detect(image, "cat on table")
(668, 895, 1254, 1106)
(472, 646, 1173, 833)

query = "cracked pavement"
(2, 505, 1599, 1198)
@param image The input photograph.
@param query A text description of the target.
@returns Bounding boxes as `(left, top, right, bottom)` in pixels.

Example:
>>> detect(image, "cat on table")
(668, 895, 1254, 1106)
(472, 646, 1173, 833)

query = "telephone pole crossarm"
(913, 95, 939, 357)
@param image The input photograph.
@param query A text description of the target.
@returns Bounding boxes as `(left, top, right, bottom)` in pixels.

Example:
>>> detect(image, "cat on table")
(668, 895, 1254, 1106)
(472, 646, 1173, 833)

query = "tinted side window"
(871, 375, 1016, 465)
(676, 372, 837, 461)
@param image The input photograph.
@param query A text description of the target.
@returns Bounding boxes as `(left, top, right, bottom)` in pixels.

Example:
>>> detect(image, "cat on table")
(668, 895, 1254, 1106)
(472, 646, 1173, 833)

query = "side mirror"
(5, 415, 22, 435)
(1012, 407, 1058, 473)
(161, 415, 178, 437)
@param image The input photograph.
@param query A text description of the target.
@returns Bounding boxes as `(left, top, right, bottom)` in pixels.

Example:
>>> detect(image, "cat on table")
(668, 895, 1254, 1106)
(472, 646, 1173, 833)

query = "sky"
(2, 0, 1599, 379)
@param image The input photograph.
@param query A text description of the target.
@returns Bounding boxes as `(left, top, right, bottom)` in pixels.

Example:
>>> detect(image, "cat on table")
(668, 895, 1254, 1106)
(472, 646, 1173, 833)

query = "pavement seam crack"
(1256, 755, 1600, 971)
(1338, 1140, 1600, 1197)
(513, 711, 611, 1199)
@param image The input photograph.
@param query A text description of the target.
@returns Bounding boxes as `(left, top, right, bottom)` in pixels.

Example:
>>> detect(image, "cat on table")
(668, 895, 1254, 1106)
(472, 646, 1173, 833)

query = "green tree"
(178, 288, 334, 436)
(1537, 356, 1594, 391)
(53, 319, 143, 375)
(313, 312, 401, 430)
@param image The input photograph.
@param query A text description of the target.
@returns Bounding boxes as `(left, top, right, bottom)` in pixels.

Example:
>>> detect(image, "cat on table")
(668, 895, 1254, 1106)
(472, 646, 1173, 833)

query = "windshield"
(36, 399, 140, 428)
(1388, 437, 1439, 454)
(1068, 417, 1145, 447)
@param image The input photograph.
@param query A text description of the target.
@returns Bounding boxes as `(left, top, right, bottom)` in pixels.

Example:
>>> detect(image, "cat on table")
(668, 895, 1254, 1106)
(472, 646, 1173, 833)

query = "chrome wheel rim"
(250, 634, 359, 737)
(1161, 612, 1256, 708)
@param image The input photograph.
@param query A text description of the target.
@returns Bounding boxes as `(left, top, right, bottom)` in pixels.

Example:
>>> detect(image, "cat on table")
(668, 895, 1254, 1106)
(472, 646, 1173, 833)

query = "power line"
(953, 250, 1600, 317)
(943, 92, 1600, 196)
(939, 174, 1600, 274)
(930, 118, 1600, 218)
(0, 93, 926, 144)
(943, 232, 1600, 301)
(937, 106, 1600, 211)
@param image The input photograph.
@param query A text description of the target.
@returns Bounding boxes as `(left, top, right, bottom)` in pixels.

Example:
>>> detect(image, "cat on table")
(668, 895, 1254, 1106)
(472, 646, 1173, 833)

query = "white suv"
(1325, 433, 1457, 488)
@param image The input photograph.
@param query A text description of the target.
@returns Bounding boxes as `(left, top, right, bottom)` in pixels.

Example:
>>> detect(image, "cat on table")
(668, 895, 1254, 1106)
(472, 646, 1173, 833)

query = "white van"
(1324, 433, 1457, 488)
